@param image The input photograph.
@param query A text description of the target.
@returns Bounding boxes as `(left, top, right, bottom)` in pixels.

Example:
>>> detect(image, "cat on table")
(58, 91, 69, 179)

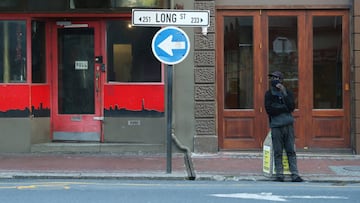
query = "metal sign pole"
(166, 64, 173, 173)
(134, 9, 208, 174)
(149, 26, 192, 174)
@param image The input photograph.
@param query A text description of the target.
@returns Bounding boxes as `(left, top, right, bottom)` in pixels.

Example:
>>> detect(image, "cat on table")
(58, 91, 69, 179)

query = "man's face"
(270, 76, 281, 88)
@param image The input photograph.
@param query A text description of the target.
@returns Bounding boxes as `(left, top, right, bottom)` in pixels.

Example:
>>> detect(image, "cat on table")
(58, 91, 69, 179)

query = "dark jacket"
(264, 87, 295, 127)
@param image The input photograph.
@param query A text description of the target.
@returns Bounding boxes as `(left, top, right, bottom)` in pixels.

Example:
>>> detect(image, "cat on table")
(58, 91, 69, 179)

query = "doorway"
(51, 21, 104, 141)
(217, 10, 350, 150)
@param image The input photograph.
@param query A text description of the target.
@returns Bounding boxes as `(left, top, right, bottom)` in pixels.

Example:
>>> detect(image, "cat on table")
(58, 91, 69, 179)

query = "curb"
(1, 171, 360, 183)
(0, 171, 188, 180)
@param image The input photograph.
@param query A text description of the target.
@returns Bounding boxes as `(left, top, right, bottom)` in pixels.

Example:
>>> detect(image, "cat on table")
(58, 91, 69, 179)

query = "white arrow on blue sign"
(151, 26, 190, 65)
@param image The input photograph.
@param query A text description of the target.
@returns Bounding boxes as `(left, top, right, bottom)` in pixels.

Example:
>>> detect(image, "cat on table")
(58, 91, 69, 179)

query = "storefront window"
(28, 0, 67, 11)
(70, 0, 164, 8)
(106, 20, 161, 83)
(1, 0, 166, 11)
(70, 0, 111, 9)
(0, 0, 25, 10)
(0, 20, 26, 83)
(313, 16, 342, 109)
(32, 21, 46, 83)
(223, 16, 254, 109)
(111, 0, 162, 7)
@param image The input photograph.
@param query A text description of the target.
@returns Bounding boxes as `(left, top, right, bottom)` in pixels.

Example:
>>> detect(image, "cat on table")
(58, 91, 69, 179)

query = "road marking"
(0, 182, 77, 190)
(16, 185, 37, 190)
(211, 193, 348, 202)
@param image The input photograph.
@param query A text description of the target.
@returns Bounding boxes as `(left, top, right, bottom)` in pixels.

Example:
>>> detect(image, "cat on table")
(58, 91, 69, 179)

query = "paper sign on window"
(75, 61, 88, 70)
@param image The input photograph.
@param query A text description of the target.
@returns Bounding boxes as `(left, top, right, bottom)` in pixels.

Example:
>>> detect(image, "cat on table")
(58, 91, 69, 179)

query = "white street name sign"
(132, 9, 210, 27)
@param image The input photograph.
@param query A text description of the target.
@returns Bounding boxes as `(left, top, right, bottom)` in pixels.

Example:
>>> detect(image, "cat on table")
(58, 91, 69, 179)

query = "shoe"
(275, 177, 284, 182)
(292, 176, 304, 182)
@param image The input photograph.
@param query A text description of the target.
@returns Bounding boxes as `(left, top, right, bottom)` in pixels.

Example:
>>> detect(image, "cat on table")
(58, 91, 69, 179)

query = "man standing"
(264, 71, 303, 182)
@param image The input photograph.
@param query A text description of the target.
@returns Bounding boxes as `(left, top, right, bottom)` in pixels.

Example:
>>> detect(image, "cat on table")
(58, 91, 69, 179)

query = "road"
(0, 179, 359, 203)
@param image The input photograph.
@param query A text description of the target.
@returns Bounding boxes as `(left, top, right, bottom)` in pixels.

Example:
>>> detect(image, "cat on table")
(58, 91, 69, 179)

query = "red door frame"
(50, 20, 105, 142)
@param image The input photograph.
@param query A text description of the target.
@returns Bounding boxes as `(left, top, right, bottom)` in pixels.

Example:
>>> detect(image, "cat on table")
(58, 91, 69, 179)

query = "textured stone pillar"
(193, 0, 217, 153)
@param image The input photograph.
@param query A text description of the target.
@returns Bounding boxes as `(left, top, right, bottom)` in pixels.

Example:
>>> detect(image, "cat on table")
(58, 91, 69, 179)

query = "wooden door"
(304, 11, 350, 149)
(217, 11, 266, 150)
(217, 10, 350, 150)
(264, 11, 307, 148)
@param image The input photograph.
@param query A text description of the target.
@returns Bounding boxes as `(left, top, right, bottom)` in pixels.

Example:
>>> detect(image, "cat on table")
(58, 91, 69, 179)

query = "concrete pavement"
(0, 152, 360, 182)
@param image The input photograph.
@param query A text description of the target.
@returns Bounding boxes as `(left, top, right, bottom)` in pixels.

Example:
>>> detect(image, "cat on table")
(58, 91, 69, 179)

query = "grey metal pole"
(166, 64, 173, 173)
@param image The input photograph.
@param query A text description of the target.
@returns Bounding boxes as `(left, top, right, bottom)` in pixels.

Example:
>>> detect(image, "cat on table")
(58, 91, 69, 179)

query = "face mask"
(271, 79, 280, 88)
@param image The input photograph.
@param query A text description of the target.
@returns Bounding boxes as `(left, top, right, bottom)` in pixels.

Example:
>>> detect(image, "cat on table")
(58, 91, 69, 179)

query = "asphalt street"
(0, 179, 359, 203)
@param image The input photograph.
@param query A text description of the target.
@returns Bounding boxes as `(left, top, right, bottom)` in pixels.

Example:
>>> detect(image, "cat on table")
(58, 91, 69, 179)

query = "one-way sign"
(151, 26, 190, 65)
(132, 9, 210, 27)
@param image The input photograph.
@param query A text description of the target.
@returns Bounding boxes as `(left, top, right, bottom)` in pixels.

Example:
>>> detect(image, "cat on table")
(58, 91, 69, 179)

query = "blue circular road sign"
(151, 26, 190, 65)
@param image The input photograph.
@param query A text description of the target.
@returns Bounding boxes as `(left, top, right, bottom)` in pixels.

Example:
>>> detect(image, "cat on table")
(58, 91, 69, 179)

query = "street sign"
(151, 26, 190, 65)
(132, 9, 210, 27)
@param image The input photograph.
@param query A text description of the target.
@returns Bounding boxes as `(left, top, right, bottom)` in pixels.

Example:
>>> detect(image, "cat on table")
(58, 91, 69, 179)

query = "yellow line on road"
(16, 185, 37, 190)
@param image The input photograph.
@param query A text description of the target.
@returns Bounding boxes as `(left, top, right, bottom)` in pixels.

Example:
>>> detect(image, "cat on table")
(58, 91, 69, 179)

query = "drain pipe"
(171, 129, 196, 180)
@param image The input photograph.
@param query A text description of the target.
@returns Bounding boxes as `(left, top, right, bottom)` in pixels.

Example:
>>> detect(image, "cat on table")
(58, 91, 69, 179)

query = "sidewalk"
(0, 152, 360, 182)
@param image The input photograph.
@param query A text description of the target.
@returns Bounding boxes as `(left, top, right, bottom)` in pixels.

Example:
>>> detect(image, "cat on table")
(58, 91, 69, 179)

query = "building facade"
(0, 0, 359, 154)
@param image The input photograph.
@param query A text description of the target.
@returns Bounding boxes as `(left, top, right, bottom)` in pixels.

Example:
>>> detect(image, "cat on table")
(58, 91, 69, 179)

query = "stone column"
(193, 0, 217, 153)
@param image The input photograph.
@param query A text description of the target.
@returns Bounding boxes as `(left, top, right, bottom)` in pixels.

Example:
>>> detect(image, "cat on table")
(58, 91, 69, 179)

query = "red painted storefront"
(0, 12, 165, 149)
